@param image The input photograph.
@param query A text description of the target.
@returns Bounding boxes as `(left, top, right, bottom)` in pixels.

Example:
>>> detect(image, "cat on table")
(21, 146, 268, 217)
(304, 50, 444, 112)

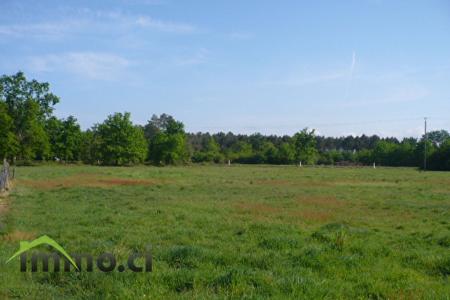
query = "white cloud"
(0, 20, 87, 39)
(262, 71, 346, 87)
(135, 16, 197, 33)
(0, 10, 198, 39)
(29, 52, 130, 80)
(174, 48, 209, 66)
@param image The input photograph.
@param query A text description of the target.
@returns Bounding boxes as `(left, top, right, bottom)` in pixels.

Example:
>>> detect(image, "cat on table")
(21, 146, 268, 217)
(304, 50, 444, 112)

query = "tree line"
(1, 72, 449, 170)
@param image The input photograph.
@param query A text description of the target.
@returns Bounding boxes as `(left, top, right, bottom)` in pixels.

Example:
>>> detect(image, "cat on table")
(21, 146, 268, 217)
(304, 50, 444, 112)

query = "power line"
(190, 117, 427, 129)
(307, 117, 425, 128)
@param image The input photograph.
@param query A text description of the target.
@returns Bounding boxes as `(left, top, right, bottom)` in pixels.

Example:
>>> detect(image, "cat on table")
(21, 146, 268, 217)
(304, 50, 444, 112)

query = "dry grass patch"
(253, 179, 292, 186)
(296, 195, 345, 208)
(254, 179, 332, 188)
(332, 179, 397, 187)
(18, 174, 162, 190)
(2, 230, 36, 242)
(235, 202, 281, 215)
(290, 209, 333, 222)
(0, 200, 9, 215)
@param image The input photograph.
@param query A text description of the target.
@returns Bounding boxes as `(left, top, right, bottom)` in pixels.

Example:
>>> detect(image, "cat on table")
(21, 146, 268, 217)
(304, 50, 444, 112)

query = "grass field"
(0, 165, 449, 299)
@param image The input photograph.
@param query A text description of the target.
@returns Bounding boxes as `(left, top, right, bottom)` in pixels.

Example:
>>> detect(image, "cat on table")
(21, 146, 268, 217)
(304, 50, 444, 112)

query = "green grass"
(0, 165, 449, 299)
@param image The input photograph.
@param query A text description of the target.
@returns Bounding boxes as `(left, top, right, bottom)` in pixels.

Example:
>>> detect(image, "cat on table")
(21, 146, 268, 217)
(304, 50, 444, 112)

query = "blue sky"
(1, 0, 449, 137)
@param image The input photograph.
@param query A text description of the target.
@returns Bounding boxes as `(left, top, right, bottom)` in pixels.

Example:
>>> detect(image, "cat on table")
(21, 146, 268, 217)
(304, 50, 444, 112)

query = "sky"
(1, 0, 450, 138)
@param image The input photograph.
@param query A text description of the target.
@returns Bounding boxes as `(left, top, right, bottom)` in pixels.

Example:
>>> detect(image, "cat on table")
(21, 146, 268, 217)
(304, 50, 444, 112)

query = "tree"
(372, 141, 397, 166)
(144, 113, 176, 140)
(192, 137, 224, 163)
(79, 130, 101, 164)
(428, 139, 450, 170)
(19, 100, 50, 161)
(146, 114, 188, 165)
(60, 116, 82, 161)
(277, 142, 295, 164)
(229, 141, 253, 163)
(293, 128, 318, 164)
(260, 141, 278, 164)
(426, 130, 450, 147)
(0, 102, 18, 159)
(47, 116, 82, 161)
(0, 71, 59, 120)
(46, 117, 64, 160)
(94, 112, 147, 165)
(0, 72, 58, 161)
(414, 140, 436, 169)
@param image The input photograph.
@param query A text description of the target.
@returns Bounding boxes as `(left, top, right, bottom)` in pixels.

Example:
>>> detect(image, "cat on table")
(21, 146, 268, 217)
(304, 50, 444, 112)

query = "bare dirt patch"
(331, 179, 397, 187)
(234, 196, 342, 223)
(254, 179, 331, 188)
(289, 195, 345, 222)
(254, 179, 292, 186)
(97, 178, 158, 186)
(0, 201, 8, 215)
(18, 174, 163, 190)
(296, 195, 345, 208)
(290, 210, 333, 222)
(2, 230, 36, 242)
(235, 202, 281, 215)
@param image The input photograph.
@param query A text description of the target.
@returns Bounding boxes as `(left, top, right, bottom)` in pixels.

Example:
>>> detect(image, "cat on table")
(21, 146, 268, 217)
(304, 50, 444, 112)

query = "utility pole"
(424, 117, 427, 171)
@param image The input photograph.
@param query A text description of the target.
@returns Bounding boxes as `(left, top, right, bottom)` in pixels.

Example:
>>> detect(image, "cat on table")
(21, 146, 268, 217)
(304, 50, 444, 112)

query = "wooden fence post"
(1, 159, 10, 192)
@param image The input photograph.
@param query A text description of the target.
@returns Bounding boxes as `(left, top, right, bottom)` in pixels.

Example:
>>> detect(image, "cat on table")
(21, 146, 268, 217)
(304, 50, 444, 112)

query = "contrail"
(350, 51, 356, 76)
(345, 51, 356, 100)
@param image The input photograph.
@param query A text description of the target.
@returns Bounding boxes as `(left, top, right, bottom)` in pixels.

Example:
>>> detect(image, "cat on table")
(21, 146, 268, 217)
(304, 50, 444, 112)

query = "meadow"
(0, 165, 449, 299)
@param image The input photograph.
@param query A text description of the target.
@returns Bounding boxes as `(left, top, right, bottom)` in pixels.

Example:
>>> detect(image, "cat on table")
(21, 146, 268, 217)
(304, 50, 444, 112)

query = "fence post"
(1, 159, 10, 192)
(0, 168, 3, 192)
(5, 159, 8, 190)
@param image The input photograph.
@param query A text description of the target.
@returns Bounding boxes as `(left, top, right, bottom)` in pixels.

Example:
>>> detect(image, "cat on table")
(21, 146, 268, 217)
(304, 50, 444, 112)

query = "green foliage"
(192, 137, 224, 163)
(318, 150, 346, 165)
(18, 100, 50, 161)
(46, 116, 82, 161)
(276, 142, 295, 164)
(356, 149, 373, 164)
(0, 102, 18, 159)
(0, 71, 59, 121)
(146, 114, 188, 165)
(60, 116, 82, 161)
(46, 116, 64, 159)
(428, 138, 450, 170)
(426, 130, 450, 146)
(0, 72, 58, 161)
(229, 141, 254, 163)
(0, 71, 449, 170)
(93, 112, 148, 165)
(293, 128, 318, 164)
(79, 130, 99, 164)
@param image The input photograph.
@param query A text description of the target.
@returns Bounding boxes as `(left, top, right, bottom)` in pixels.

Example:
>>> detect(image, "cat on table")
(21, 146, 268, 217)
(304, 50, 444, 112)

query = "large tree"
(428, 139, 450, 170)
(146, 114, 188, 165)
(192, 137, 224, 163)
(0, 72, 59, 161)
(0, 102, 18, 159)
(94, 112, 148, 165)
(293, 128, 318, 164)
(426, 130, 450, 147)
(19, 100, 50, 160)
(47, 116, 82, 161)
